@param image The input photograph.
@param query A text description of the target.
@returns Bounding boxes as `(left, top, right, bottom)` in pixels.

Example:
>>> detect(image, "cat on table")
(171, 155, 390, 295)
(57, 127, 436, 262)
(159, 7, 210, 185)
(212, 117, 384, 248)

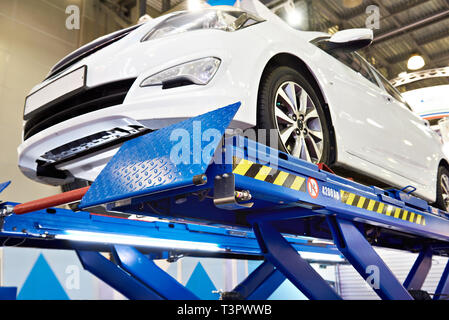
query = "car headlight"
(141, 9, 264, 42)
(140, 57, 221, 88)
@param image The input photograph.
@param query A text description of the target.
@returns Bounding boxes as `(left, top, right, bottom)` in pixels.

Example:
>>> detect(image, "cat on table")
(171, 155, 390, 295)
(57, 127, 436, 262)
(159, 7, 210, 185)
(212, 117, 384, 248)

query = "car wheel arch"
(439, 159, 449, 170)
(257, 52, 338, 164)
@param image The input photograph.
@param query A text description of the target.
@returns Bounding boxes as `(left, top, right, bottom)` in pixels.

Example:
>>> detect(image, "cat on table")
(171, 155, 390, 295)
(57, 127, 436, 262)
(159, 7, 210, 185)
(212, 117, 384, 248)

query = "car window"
(354, 54, 380, 87)
(315, 41, 379, 87)
(371, 68, 413, 111)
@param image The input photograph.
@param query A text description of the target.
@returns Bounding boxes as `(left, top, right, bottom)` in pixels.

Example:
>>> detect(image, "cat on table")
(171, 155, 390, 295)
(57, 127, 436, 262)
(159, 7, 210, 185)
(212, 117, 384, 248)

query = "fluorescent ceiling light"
(56, 230, 224, 252)
(408, 54, 425, 71)
(188, 0, 203, 11)
(343, 0, 363, 8)
(286, 8, 303, 27)
(299, 251, 345, 262)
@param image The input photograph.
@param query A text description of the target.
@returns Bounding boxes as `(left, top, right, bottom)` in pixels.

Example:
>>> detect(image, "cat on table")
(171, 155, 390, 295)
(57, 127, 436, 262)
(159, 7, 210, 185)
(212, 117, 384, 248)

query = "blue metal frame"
(0, 203, 338, 257)
(76, 250, 163, 300)
(403, 246, 432, 291)
(112, 245, 199, 300)
(0, 287, 16, 300)
(327, 217, 412, 300)
(253, 221, 341, 300)
(232, 261, 285, 300)
(3, 103, 449, 300)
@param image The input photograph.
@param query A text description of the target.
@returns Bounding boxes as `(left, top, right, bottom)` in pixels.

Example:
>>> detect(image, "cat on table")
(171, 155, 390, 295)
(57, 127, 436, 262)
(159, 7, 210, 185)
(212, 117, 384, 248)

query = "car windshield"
(142, 8, 264, 41)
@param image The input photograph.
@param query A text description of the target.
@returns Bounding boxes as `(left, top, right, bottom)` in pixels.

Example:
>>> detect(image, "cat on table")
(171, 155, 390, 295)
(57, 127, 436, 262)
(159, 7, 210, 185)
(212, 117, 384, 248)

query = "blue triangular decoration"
(17, 254, 69, 300)
(185, 262, 219, 300)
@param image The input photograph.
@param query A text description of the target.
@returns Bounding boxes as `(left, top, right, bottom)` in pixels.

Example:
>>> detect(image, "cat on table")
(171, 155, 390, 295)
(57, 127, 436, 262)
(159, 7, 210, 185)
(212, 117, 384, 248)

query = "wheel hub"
(441, 173, 449, 211)
(274, 81, 324, 164)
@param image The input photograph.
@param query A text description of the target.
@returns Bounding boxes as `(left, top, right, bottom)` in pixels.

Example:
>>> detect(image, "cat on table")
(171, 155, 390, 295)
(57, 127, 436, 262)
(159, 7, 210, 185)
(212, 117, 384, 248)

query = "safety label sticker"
(340, 190, 426, 226)
(307, 178, 319, 199)
(322, 186, 341, 201)
(232, 157, 306, 192)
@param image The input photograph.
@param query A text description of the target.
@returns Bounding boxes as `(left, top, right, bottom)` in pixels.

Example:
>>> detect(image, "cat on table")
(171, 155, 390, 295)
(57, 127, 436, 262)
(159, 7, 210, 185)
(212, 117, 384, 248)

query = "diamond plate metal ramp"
(79, 102, 241, 209)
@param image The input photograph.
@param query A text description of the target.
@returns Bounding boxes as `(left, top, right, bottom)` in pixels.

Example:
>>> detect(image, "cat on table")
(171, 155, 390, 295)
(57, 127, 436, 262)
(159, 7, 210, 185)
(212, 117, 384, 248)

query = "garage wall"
(0, 0, 129, 298)
(336, 247, 449, 299)
(0, 0, 123, 203)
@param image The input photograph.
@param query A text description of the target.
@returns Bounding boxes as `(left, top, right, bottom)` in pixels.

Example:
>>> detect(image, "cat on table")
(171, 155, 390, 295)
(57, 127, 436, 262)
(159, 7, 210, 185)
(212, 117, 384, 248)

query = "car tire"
(257, 66, 332, 165)
(435, 166, 449, 212)
(61, 179, 91, 210)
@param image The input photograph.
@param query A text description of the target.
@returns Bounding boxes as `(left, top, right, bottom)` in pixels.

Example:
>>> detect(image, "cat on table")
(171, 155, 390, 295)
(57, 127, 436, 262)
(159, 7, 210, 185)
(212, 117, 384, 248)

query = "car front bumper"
(18, 84, 248, 185)
(19, 26, 269, 185)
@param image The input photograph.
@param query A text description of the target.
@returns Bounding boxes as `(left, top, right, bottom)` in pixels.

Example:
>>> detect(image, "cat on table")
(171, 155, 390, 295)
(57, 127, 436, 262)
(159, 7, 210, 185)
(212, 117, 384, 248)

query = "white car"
(18, 0, 449, 210)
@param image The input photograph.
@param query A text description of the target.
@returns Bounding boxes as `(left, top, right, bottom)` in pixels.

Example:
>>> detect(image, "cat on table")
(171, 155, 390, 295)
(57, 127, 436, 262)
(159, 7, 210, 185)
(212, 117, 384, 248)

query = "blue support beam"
(76, 250, 163, 300)
(112, 245, 199, 300)
(5, 105, 449, 301)
(0, 287, 16, 300)
(434, 260, 449, 300)
(403, 246, 433, 290)
(253, 221, 341, 300)
(233, 260, 285, 300)
(327, 217, 413, 300)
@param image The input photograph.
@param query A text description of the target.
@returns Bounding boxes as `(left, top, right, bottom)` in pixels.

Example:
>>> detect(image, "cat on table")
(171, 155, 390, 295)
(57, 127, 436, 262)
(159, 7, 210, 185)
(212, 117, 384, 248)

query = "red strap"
(13, 186, 90, 215)
(317, 163, 335, 174)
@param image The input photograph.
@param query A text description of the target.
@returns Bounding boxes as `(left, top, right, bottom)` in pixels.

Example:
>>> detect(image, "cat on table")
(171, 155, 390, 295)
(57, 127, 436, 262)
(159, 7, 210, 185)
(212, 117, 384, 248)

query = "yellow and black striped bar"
(232, 157, 307, 192)
(340, 190, 426, 226)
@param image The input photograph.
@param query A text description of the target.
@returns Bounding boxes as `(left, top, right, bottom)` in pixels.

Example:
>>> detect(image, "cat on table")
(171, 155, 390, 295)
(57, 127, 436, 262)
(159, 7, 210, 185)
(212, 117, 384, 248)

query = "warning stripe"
(233, 157, 306, 192)
(340, 190, 426, 226)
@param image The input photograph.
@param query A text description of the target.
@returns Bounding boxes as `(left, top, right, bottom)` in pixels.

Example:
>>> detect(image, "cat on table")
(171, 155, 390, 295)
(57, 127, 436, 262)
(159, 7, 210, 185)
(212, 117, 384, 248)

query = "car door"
(315, 44, 406, 175)
(371, 69, 440, 187)
(346, 54, 411, 176)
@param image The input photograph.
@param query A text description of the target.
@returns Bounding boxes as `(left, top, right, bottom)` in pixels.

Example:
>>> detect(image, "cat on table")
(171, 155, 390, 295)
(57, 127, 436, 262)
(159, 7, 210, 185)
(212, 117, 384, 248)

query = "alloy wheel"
(274, 81, 324, 163)
(441, 173, 449, 211)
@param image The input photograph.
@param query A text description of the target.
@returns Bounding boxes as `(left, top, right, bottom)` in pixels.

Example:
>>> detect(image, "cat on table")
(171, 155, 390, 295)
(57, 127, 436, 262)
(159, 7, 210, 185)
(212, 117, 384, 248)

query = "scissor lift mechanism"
(2, 103, 449, 300)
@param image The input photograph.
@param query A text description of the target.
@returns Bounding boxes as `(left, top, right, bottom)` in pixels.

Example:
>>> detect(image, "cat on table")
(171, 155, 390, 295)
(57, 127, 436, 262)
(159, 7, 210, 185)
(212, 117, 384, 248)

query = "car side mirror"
(327, 28, 373, 51)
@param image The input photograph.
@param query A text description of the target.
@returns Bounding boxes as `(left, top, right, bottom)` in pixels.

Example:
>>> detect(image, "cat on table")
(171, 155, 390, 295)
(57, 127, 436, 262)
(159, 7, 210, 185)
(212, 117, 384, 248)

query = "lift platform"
(2, 102, 449, 300)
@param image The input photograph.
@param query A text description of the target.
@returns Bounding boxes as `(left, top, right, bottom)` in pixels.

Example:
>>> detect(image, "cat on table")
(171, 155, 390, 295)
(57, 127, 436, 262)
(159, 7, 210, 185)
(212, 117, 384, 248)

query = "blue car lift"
(2, 102, 449, 300)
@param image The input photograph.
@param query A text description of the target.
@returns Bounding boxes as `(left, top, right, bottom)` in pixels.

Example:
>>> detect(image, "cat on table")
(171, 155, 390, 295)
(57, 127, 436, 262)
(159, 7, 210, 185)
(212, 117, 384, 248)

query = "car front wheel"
(258, 66, 332, 165)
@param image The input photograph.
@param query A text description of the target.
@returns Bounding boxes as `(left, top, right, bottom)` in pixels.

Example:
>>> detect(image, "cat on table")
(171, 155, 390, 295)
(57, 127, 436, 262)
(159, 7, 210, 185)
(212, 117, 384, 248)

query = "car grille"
(46, 24, 142, 80)
(39, 125, 151, 166)
(24, 78, 137, 140)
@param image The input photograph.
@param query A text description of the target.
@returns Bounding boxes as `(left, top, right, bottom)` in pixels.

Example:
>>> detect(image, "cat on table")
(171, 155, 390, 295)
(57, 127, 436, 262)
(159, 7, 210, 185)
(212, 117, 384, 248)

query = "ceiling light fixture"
(407, 54, 425, 71)
(285, 0, 303, 27)
(342, 0, 363, 8)
(188, 0, 203, 11)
